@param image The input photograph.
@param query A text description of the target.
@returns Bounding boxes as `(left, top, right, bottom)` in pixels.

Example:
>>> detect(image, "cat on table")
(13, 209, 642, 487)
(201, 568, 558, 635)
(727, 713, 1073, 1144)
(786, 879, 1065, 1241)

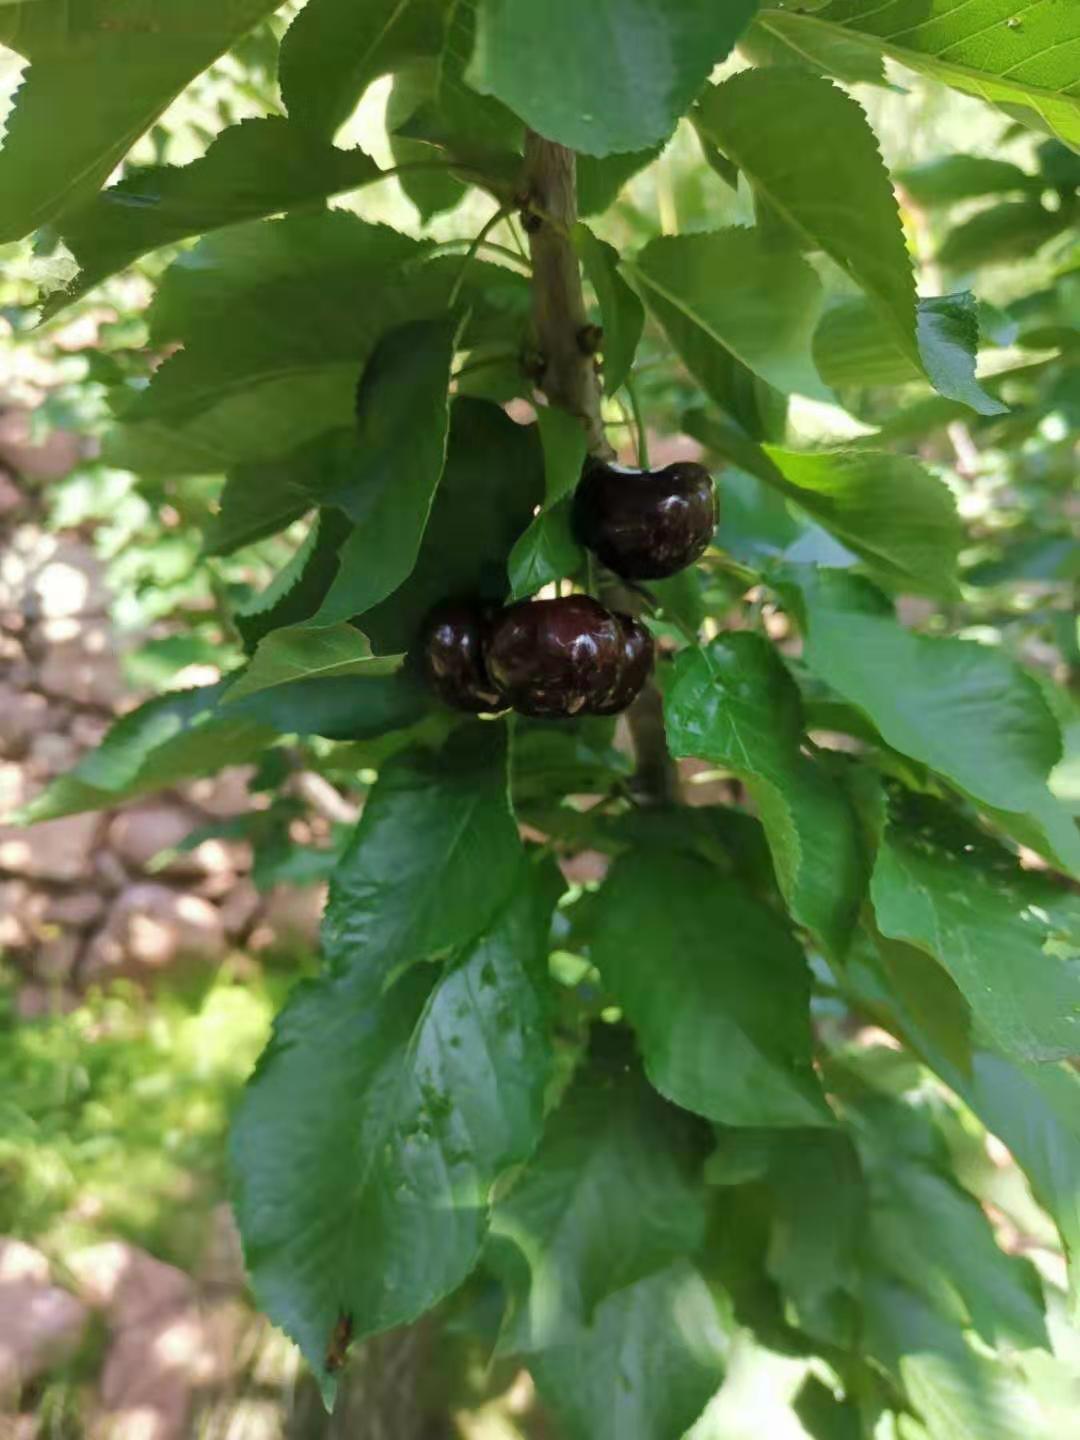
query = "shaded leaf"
(18, 683, 274, 822)
(233, 509, 352, 653)
(761, 447, 964, 598)
(106, 216, 527, 475)
(863, 1279, 1052, 1440)
(956, 1054, 1080, 1307)
(632, 229, 827, 400)
(897, 155, 1040, 208)
(578, 146, 663, 216)
(588, 845, 833, 1126)
(314, 317, 458, 624)
(363, 398, 544, 654)
(468, 0, 758, 156)
(814, 293, 1009, 417)
(938, 200, 1068, 272)
(204, 429, 358, 558)
(230, 856, 556, 1402)
(528, 1263, 729, 1440)
(46, 119, 382, 314)
(0, 0, 281, 243)
(742, 10, 889, 85)
(695, 70, 920, 370)
(507, 406, 588, 600)
(388, 62, 469, 222)
(782, 568, 1080, 874)
(490, 1059, 708, 1352)
(320, 725, 521, 978)
(664, 634, 864, 955)
(761, 1129, 865, 1345)
(224, 625, 402, 705)
(573, 224, 644, 395)
(279, 0, 446, 139)
(871, 813, 1080, 1063)
(231, 670, 432, 743)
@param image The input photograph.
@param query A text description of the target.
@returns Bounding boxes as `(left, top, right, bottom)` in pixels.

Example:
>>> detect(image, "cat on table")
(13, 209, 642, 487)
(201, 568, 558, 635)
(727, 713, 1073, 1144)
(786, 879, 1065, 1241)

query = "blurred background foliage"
(0, 12, 1077, 1436)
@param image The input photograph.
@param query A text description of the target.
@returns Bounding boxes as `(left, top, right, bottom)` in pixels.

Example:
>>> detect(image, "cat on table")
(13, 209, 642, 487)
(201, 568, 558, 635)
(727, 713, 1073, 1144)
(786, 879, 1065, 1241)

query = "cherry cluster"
(420, 457, 715, 720)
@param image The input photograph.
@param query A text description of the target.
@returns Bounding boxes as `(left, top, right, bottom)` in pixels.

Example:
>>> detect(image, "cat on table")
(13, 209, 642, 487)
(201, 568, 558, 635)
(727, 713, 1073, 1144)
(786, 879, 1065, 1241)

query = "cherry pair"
(421, 595, 653, 719)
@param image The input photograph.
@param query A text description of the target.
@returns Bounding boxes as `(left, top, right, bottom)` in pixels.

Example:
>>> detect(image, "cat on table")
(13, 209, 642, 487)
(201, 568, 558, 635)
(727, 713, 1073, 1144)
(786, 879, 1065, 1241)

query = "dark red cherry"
(419, 600, 506, 713)
(484, 595, 623, 720)
(573, 460, 716, 580)
(589, 613, 654, 715)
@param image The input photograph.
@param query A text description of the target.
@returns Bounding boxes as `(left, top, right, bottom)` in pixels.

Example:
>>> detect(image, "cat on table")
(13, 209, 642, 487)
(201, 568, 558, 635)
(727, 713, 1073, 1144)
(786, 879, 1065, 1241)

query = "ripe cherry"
(419, 600, 506, 713)
(484, 595, 623, 720)
(590, 613, 654, 715)
(573, 460, 716, 580)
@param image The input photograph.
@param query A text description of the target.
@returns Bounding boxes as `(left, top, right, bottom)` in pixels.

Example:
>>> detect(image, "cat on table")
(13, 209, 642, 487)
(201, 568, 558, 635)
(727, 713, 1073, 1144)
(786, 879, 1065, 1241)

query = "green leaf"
(19, 683, 275, 822)
(695, 70, 920, 371)
(507, 406, 588, 600)
(587, 846, 833, 1126)
(45, 119, 382, 315)
(388, 62, 469, 222)
(783, 568, 1080, 874)
(863, 1279, 1051, 1440)
(230, 856, 556, 1399)
(279, 0, 447, 139)
(760, 1129, 865, 1345)
(578, 147, 663, 217)
(741, 10, 889, 86)
(0, 0, 281, 243)
(956, 1054, 1080, 1307)
(870, 814, 1080, 1064)
(632, 229, 827, 400)
(320, 725, 521, 978)
(917, 295, 1010, 417)
(761, 447, 965, 598)
(314, 317, 458, 625)
(896, 155, 1040, 208)
(865, 1154, 1048, 1352)
(762, 1, 1080, 153)
(814, 294, 1009, 418)
(572, 224, 644, 395)
(229, 671, 431, 744)
(233, 509, 352, 653)
(938, 200, 1068, 272)
(664, 634, 864, 956)
(507, 504, 582, 603)
(104, 216, 423, 474)
(204, 429, 358, 558)
(224, 625, 402, 705)
(490, 1058, 708, 1352)
(363, 398, 544, 654)
(467, 0, 758, 156)
(528, 1263, 728, 1440)
(106, 216, 528, 475)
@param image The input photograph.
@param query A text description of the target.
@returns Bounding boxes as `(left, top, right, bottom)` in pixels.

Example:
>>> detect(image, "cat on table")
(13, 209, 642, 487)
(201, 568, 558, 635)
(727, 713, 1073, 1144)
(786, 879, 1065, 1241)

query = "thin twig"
(448, 207, 509, 309)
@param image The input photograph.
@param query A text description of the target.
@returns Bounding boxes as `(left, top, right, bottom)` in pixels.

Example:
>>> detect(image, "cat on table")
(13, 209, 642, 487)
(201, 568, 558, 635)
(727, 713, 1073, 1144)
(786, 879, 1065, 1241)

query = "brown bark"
(521, 131, 680, 804)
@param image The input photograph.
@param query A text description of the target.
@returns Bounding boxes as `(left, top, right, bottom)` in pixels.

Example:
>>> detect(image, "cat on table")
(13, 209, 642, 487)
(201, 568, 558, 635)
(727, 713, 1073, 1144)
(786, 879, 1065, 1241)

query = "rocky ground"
(0, 413, 327, 1438)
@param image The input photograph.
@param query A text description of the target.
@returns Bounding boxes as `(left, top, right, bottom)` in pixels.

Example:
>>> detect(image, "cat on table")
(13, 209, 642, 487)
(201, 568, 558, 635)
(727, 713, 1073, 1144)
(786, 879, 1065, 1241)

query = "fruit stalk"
(521, 132, 679, 802)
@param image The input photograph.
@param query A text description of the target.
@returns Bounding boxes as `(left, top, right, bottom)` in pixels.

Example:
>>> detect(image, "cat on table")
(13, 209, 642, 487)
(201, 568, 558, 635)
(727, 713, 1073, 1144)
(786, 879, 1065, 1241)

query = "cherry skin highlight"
(484, 595, 623, 720)
(573, 460, 716, 580)
(419, 600, 506, 713)
(589, 613, 655, 715)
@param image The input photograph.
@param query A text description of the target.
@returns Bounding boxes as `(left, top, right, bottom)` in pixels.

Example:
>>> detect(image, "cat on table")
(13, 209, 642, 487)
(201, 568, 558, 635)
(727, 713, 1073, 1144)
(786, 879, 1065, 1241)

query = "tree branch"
(521, 132, 679, 805)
